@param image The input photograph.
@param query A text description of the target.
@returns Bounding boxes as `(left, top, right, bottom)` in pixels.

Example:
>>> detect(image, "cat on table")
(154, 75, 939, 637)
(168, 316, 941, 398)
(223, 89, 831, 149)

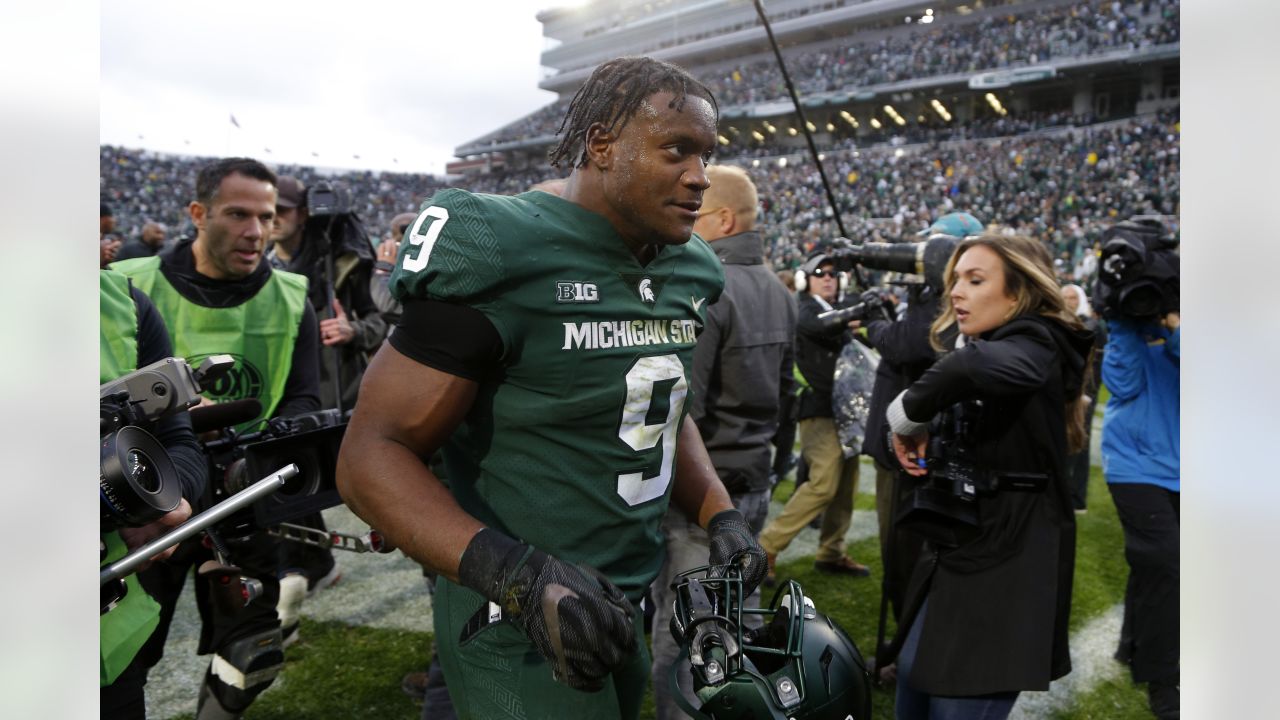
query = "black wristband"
(707, 508, 745, 530)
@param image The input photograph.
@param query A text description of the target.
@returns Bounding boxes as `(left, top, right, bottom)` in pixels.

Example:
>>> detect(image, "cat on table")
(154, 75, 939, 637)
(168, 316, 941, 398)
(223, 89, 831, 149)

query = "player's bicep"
(350, 343, 477, 459)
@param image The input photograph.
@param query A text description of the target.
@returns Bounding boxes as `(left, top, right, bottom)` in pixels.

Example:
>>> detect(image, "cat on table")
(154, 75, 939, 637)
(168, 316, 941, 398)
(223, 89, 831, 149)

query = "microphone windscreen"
(189, 398, 263, 434)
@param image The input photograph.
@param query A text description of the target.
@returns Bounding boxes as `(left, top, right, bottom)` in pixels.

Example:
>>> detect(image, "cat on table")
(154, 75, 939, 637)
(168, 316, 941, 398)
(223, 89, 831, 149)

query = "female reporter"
(884, 233, 1095, 720)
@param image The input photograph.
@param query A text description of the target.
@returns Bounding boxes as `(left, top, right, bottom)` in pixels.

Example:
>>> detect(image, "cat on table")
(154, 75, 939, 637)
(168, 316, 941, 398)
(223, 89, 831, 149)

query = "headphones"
(794, 254, 850, 294)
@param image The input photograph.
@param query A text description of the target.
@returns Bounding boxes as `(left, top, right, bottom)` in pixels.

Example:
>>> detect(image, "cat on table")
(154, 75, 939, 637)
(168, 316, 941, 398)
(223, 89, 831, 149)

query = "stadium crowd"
(102, 108, 1177, 284)
(464, 0, 1178, 148)
(704, 0, 1179, 108)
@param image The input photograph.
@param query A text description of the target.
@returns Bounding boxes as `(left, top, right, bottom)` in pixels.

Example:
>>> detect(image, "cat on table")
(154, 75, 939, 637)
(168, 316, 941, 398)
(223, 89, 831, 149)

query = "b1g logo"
(189, 353, 264, 402)
(556, 281, 599, 303)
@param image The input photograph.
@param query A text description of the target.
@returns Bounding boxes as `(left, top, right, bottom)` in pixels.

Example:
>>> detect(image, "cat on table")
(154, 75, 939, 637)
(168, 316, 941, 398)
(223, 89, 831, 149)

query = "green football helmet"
(667, 563, 873, 720)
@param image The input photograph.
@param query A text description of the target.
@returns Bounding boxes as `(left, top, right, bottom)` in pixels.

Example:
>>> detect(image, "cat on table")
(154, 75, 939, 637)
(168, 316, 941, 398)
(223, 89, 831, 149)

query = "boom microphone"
(189, 399, 263, 434)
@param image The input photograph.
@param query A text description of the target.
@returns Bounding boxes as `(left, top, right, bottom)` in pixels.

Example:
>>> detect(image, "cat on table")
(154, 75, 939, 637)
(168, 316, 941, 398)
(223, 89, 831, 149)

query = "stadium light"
(752, 159, 760, 167)
(870, 118, 882, 129)
(805, 121, 816, 132)
(826, 123, 835, 132)
(931, 98, 952, 122)
(778, 158, 787, 168)
(751, 130, 765, 141)
(788, 127, 798, 136)
(718, 135, 730, 146)
(818, 153, 825, 161)
(763, 121, 776, 133)
(984, 92, 1008, 116)
(921, 8, 935, 24)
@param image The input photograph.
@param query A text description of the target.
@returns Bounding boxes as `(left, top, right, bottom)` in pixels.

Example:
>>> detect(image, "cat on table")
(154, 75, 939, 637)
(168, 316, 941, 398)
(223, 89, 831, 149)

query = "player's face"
(602, 90, 717, 248)
(950, 244, 1017, 337)
(191, 172, 276, 280)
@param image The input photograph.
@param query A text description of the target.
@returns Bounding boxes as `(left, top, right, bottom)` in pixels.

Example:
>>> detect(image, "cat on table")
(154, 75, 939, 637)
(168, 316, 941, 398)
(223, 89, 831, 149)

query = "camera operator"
(862, 212, 983, 633)
(758, 252, 873, 583)
(269, 175, 387, 410)
(100, 269, 208, 718)
(111, 158, 321, 720)
(885, 232, 1094, 719)
(1101, 310, 1180, 719)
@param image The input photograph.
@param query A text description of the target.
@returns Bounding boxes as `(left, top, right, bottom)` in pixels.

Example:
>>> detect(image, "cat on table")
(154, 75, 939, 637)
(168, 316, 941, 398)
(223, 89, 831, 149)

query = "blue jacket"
(1100, 317, 1180, 491)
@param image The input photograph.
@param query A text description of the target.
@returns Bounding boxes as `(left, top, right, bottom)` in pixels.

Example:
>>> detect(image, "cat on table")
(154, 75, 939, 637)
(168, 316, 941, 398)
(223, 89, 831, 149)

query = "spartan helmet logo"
(638, 277, 655, 303)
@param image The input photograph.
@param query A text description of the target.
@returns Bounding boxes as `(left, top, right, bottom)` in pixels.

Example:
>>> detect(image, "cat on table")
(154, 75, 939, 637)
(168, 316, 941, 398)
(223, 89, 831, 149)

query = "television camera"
(101, 356, 297, 614)
(100, 355, 233, 530)
(1092, 216, 1179, 319)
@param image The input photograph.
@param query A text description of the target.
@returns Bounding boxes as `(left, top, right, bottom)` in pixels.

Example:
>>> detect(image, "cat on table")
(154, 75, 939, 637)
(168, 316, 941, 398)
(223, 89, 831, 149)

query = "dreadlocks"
(548, 56, 719, 169)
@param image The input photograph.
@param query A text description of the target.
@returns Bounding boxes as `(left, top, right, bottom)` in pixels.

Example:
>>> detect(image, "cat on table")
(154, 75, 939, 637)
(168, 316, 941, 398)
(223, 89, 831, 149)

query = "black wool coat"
(898, 314, 1094, 696)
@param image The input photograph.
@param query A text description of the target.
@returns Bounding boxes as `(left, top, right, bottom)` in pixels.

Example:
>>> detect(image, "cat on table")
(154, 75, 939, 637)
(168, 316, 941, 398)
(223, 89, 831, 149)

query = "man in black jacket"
(758, 253, 871, 582)
(649, 164, 797, 718)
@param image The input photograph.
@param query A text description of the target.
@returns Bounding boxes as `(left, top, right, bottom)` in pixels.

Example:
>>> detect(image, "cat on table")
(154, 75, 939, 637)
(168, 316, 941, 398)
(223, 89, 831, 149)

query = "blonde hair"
(930, 232, 1092, 453)
(703, 164, 758, 229)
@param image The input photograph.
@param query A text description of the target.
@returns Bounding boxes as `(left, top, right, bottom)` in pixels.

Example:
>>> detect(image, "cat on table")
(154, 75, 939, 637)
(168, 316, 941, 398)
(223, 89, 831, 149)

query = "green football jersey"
(389, 188, 724, 601)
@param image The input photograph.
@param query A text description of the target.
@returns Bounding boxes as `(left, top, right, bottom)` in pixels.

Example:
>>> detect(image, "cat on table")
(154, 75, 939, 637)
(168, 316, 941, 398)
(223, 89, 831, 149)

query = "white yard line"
(1011, 604, 1127, 718)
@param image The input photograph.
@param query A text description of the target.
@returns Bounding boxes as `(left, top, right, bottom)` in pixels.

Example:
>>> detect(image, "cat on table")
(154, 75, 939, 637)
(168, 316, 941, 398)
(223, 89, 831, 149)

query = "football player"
(336, 57, 768, 719)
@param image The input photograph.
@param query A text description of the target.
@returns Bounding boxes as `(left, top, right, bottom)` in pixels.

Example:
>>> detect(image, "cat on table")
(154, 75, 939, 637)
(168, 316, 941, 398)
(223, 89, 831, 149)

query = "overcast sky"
(100, 0, 568, 175)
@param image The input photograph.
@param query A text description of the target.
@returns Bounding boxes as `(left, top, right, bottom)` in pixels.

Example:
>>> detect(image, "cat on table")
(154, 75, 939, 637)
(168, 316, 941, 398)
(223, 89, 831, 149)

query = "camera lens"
(101, 426, 181, 527)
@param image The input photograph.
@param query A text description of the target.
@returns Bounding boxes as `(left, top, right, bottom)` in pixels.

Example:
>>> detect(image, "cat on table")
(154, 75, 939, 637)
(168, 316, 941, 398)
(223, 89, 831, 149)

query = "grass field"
(156, 417, 1155, 719)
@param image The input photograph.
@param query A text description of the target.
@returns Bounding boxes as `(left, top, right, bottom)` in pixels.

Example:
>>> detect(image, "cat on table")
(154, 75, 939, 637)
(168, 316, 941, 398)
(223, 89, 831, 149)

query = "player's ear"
(584, 122, 615, 171)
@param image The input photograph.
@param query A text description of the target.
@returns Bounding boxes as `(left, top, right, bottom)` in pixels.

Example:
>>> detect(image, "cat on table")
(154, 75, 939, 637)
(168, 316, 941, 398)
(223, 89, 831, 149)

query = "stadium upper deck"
(453, 0, 1178, 164)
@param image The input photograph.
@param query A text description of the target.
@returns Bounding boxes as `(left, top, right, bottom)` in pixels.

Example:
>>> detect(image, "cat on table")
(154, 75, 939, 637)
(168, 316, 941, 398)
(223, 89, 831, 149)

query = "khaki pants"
(759, 417, 858, 563)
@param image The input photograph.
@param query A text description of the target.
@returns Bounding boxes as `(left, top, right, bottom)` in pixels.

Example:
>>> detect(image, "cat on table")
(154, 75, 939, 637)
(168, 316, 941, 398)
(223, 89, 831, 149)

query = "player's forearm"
(336, 438, 482, 582)
(670, 420, 734, 528)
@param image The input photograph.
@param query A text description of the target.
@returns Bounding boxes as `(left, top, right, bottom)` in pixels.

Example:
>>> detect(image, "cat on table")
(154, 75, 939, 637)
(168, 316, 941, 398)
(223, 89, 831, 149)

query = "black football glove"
(706, 508, 769, 596)
(458, 528, 637, 691)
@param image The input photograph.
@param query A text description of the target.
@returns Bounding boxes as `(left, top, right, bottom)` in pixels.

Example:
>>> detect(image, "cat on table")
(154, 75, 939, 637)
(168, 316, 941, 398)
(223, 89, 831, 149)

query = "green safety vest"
(100, 270, 137, 382)
(99, 269, 162, 686)
(111, 256, 309, 432)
